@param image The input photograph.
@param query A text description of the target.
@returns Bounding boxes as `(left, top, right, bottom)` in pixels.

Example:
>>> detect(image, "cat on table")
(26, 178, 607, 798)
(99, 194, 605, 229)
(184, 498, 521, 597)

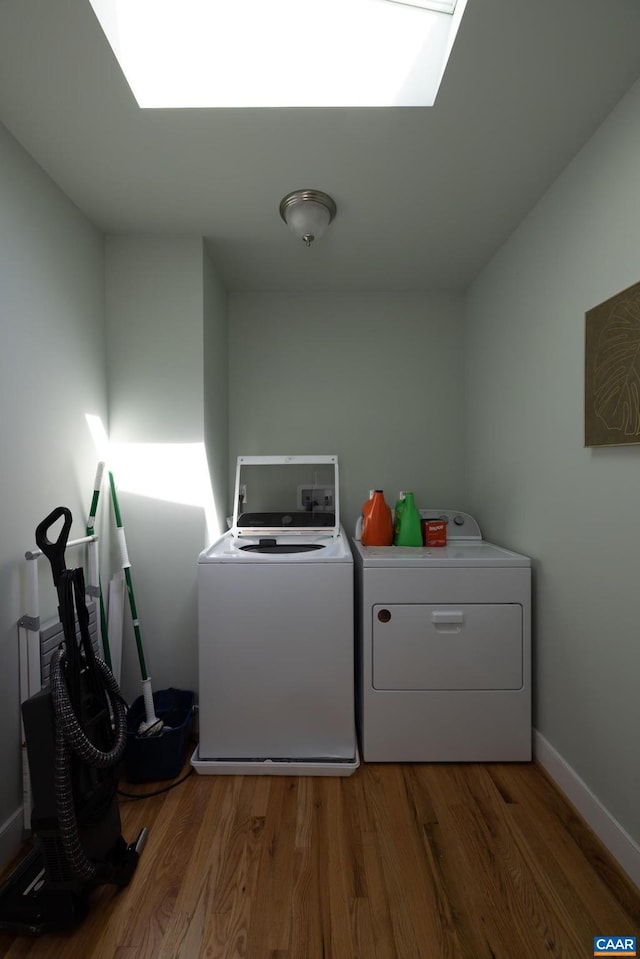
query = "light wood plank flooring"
(0, 757, 638, 958)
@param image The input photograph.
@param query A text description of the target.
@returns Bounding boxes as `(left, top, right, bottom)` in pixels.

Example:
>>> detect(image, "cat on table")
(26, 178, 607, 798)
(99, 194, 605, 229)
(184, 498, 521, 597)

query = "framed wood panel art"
(585, 279, 640, 447)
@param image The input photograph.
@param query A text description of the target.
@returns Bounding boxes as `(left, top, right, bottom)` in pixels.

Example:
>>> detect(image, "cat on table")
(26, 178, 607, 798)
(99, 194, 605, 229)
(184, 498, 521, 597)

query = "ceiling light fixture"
(279, 190, 337, 247)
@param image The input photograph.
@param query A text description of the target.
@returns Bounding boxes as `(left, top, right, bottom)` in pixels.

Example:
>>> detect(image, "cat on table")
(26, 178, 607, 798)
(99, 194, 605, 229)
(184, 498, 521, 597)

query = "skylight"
(385, 0, 458, 10)
(87, 0, 468, 108)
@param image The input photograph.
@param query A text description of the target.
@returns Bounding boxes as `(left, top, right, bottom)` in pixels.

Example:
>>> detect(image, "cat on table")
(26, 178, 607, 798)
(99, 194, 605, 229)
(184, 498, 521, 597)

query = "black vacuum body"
(0, 507, 144, 935)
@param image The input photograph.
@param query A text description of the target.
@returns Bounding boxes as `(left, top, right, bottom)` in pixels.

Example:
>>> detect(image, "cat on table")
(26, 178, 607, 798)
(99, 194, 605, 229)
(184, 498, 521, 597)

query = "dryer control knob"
(453, 514, 465, 526)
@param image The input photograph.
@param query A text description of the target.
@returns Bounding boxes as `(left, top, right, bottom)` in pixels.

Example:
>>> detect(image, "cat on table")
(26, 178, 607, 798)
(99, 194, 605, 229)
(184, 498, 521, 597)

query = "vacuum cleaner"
(0, 507, 146, 935)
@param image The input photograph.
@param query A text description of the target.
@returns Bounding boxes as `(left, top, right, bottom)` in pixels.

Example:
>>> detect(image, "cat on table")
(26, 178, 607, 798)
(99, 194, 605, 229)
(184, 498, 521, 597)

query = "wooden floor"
(0, 755, 638, 959)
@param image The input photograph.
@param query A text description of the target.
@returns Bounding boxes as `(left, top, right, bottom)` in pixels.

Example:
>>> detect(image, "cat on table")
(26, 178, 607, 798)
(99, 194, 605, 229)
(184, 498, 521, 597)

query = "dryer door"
(372, 603, 523, 690)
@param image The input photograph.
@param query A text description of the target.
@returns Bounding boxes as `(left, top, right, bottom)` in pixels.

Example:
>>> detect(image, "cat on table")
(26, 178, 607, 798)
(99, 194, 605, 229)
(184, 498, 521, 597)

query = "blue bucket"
(124, 687, 194, 783)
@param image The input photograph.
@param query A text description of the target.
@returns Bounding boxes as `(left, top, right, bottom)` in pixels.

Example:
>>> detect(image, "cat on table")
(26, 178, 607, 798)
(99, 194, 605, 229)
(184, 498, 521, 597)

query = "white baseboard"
(0, 806, 26, 873)
(534, 730, 640, 890)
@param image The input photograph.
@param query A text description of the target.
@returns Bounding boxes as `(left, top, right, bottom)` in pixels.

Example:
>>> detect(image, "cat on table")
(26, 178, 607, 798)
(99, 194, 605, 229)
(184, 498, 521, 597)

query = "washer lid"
(200, 527, 353, 563)
(232, 455, 340, 539)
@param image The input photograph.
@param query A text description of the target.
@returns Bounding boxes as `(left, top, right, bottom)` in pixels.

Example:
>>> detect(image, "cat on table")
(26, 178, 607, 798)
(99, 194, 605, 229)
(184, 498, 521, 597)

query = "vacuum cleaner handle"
(35, 506, 72, 586)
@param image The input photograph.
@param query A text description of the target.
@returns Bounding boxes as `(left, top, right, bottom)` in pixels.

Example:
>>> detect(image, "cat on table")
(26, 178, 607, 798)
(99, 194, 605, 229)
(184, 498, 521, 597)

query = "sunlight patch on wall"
(85, 414, 221, 540)
(87, 0, 468, 108)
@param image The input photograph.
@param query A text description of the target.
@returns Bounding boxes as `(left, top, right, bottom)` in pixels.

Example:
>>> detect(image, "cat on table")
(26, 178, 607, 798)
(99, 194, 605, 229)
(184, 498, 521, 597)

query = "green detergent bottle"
(393, 491, 406, 544)
(394, 491, 422, 546)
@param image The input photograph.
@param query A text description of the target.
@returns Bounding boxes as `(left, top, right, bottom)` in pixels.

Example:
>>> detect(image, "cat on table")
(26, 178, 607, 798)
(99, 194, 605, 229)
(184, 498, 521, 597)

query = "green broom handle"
(108, 470, 149, 681)
(86, 461, 112, 669)
(87, 464, 103, 530)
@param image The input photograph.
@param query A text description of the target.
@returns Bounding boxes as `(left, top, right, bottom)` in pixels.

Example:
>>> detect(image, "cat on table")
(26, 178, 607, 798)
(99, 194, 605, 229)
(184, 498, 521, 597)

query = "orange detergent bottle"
(361, 490, 393, 546)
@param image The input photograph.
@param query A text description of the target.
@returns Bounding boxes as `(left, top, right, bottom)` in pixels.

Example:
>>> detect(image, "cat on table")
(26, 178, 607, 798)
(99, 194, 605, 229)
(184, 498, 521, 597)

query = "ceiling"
(1, 0, 640, 293)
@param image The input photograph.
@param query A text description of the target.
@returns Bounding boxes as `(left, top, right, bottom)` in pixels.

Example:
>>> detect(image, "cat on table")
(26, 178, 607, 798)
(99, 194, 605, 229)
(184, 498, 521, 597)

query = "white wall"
(0, 122, 108, 865)
(204, 248, 229, 534)
(3, 66, 638, 885)
(228, 292, 465, 530)
(465, 78, 640, 851)
(104, 237, 227, 705)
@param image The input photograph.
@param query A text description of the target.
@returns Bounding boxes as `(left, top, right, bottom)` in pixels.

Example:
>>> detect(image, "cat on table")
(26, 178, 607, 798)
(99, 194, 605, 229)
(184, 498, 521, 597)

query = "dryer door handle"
(431, 610, 465, 625)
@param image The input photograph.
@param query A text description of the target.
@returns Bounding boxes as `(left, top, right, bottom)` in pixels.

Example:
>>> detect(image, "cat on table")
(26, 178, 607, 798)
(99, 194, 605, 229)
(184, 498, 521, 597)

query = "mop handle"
(108, 471, 149, 681)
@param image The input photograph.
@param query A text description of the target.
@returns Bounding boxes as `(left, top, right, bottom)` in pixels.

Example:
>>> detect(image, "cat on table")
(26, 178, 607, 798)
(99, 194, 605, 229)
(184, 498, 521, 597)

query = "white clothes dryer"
(192, 455, 358, 776)
(352, 509, 531, 762)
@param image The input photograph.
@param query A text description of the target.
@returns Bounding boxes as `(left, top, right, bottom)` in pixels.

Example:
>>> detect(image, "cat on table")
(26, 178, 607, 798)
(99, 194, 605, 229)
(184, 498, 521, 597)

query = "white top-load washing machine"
(192, 455, 359, 776)
(352, 509, 531, 762)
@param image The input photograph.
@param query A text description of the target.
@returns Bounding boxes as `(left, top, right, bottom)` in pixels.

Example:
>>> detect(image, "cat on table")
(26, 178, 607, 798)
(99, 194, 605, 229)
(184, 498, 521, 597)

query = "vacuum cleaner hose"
(50, 649, 128, 880)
